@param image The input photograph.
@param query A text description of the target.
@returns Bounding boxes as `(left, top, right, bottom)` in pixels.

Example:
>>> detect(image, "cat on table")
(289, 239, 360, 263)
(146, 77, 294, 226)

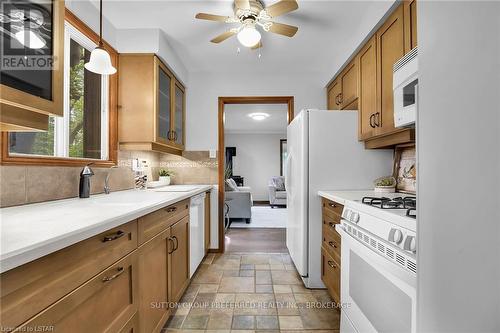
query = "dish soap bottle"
(79, 163, 94, 198)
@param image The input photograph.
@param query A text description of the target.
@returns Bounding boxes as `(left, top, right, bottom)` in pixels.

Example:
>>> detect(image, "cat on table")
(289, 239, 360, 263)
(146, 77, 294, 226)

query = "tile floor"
(163, 252, 340, 333)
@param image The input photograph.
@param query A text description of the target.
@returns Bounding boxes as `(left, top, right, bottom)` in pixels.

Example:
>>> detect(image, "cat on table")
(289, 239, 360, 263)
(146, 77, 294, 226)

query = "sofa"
(268, 176, 287, 208)
(225, 179, 252, 223)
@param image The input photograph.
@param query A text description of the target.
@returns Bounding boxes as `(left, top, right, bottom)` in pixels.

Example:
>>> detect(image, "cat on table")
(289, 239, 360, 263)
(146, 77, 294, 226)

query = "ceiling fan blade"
(195, 13, 231, 22)
(269, 22, 298, 37)
(265, 0, 298, 18)
(251, 41, 263, 50)
(235, 0, 251, 10)
(210, 30, 237, 43)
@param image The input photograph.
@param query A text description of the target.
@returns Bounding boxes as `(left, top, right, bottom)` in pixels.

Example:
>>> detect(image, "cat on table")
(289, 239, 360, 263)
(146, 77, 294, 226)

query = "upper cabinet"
(119, 54, 186, 154)
(0, 0, 65, 131)
(326, 1, 417, 148)
(327, 59, 358, 110)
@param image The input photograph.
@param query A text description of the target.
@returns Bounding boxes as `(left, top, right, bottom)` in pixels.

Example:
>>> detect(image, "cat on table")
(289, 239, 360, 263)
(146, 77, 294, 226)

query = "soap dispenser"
(79, 163, 94, 198)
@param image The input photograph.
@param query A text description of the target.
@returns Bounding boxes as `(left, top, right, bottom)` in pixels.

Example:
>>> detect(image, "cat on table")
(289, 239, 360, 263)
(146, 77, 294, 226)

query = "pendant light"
(84, 0, 116, 75)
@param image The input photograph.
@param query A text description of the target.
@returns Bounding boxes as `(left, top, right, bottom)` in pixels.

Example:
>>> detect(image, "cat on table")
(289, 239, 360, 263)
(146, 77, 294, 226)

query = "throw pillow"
(226, 178, 239, 191)
(274, 177, 286, 191)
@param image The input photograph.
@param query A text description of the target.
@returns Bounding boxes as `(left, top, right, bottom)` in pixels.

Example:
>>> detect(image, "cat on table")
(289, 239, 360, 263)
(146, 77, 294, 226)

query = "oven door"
(337, 222, 416, 333)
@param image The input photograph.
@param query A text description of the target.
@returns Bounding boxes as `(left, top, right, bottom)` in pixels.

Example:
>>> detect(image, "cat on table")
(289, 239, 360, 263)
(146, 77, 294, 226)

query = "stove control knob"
(390, 229, 403, 244)
(351, 212, 360, 223)
(404, 236, 417, 253)
(343, 209, 351, 220)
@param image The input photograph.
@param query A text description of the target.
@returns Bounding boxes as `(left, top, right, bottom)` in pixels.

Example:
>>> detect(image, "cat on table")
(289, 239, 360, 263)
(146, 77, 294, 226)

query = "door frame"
(217, 96, 295, 253)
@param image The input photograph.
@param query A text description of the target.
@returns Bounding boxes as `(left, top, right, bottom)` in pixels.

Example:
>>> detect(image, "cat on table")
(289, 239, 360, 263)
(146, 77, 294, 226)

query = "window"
(5, 13, 115, 165)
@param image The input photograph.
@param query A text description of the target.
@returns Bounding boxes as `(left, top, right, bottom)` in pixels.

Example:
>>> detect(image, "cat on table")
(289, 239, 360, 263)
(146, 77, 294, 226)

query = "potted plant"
(158, 169, 173, 185)
(374, 176, 397, 193)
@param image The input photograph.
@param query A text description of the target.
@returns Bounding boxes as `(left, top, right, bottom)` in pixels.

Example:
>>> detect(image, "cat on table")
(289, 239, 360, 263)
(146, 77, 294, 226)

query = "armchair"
(268, 176, 287, 208)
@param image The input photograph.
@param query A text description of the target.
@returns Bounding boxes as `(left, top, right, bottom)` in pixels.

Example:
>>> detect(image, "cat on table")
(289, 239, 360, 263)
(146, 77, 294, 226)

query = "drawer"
(0, 221, 138, 330)
(323, 211, 341, 231)
(138, 199, 190, 244)
(322, 225, 341, 264)
(119, 312, 139, 333)
(321, 247, 341, 304)
(17, 251, 138, 333)
(322, 198, 344, 216)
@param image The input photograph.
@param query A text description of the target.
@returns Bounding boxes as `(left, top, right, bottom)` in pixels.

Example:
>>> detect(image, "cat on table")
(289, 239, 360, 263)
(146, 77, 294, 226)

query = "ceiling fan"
(195, 0, 299, 49)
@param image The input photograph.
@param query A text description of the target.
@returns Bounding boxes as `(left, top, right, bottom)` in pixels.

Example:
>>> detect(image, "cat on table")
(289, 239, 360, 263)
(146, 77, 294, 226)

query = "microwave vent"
(393, 47, 418, 73)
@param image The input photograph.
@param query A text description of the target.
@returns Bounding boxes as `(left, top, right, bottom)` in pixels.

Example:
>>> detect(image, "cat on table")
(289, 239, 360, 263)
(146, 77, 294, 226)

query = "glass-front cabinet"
(118, 54, 185, 155)
(0, 0, 65, 131)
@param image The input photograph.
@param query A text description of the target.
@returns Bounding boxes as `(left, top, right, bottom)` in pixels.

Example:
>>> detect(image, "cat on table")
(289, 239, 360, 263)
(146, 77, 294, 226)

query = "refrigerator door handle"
(285, 153, 292, 197)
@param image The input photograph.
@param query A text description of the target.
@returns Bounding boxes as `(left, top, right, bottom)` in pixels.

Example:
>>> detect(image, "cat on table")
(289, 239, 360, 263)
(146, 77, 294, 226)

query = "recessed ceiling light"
(248, 113, 270, 121)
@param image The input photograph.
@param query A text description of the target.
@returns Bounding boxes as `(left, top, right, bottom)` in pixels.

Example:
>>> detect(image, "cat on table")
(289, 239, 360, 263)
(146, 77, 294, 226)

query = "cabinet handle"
(172, 236, 179, 251)
(168, 237, 175, 254)
(328, 241, 338, 249)
(174, 131, 178, 141)
(102, 230, 125, 243)
(369, 114, 376, 128)
(102, 266, 124, 282)
(327, 261, 337, 269)
(338, 93, 343, 104)
(374, 112, 381, 127)
(166, 206, 177, 213)
(328, 222, 335, 228)
(329, 202, 338, 208)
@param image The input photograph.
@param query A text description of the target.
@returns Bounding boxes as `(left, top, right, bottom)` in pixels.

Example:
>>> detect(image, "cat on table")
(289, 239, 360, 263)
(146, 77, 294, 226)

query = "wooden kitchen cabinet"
(321, 198, 343, 304)
(327, 80, 342, 110)
(119, 54, 186, 154)
(376, 4, 405, 135)
(18, 252, 138, 333)
(169, 216, 190, 303)
(327, 60, 358, 111)
(138, 229, 171, 333)
(404, 0, 418, 52)
(0, 0, 64, 132)
(357, 36, 378, 140)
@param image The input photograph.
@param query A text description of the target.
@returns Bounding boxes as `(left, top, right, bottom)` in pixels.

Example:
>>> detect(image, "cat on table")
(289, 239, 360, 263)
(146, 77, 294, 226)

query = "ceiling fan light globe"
(237, 26, 261, 48)
(84, 47, 117, 75)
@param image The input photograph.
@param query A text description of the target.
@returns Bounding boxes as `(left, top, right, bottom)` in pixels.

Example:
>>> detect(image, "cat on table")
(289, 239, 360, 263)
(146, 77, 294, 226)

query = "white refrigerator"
(286, 110, 393, 288)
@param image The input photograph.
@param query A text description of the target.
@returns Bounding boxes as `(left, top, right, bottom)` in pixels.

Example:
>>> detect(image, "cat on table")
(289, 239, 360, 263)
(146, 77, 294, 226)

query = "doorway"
(218, 96, 294, 253)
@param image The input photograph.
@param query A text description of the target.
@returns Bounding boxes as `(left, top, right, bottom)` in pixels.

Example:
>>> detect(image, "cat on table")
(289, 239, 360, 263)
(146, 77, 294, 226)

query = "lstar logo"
(1, 1, 54, 70)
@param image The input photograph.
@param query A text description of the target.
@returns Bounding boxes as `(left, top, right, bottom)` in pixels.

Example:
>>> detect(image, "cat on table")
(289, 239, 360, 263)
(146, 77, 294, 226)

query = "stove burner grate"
(362, 196, 417, 212)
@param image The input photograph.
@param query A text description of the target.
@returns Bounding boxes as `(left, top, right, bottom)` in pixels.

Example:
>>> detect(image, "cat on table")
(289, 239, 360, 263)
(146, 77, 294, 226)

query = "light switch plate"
(209, 149, 217, 159)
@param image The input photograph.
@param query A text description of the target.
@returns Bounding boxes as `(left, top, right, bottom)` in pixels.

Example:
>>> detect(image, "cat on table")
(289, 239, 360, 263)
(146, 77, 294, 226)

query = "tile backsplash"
(0, 150, 218, 208)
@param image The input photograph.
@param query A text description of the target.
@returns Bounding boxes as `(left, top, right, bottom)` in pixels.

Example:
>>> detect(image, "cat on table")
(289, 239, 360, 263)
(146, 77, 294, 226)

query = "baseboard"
(253, 201, 270, 206)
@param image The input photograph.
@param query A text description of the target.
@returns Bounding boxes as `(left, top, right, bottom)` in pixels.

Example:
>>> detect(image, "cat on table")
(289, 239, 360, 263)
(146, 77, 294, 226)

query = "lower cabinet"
(321, 198, 343, 304)
(19, 252, 138, 333)
(138, 229, 171, 333)
(169, 216, 190, 303)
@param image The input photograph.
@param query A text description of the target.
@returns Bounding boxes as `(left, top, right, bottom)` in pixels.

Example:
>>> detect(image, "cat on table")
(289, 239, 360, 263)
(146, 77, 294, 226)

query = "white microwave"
(393, 47, 418, 128)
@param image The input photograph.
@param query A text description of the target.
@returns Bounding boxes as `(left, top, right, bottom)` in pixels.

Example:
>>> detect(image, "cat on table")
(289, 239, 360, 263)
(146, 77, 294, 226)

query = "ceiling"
(224, 104, 288, 134)
(96, 0, 395, 85)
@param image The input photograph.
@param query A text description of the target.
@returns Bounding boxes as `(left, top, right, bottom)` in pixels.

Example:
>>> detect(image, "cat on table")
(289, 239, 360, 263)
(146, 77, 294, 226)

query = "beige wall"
(0, 150, 217, 208)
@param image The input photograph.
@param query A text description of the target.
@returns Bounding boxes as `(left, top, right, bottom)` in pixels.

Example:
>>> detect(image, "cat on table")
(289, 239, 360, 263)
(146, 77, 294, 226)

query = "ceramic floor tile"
(199, 284, 220, 293)
(255, 316, 279, 330)
(223, 270, 241, 277)
(298, 307, 341, 330)
(271, 271, 302, 285)
(166, 315, 185, 329)
(239, 270, 255, 277)
(293, 293, 317, 303)
(182, 314, 210, 329)
(278, 316, 304, 330)
(192, 269, 224, 284)
(273, 285, 293, 294)
(255, 285, 273, 293)
(207, 311, 233, 329)
(232, 315, 255, 330)
(219, 277, 255, 293)
(240, 264, 255, 270)
(241, 255, 271, 265)
(234, 294, 277, 316)
(255, 271, 272, 285)
(255, 264, 271, 270)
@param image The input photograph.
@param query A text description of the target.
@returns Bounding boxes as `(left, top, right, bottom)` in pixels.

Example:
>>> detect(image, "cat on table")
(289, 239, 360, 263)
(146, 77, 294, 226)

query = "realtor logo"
(1, 0, 54, 70)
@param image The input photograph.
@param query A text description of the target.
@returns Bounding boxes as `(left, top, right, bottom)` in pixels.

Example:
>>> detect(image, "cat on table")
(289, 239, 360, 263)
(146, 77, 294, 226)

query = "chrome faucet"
(104, 166, 118, 194)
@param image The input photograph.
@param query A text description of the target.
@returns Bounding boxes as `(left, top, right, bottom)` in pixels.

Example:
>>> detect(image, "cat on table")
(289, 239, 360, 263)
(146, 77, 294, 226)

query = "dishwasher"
(189, 192, 206, 277)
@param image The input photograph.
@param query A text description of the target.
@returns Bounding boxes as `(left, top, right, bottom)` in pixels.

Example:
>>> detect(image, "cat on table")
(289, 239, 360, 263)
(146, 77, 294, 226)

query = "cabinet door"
(138, 229, 171, 333)
(156, 62, 173, 143)
(169, 216, 190, 303)
(339, 61, 358, 109)
(18, 252, 138, 333)
(321, 247, 340, 304)
(404, 0, 418, 53)
(327, 80, 341, 110)
(358, 36, 377, 140)
(173, 82, 185, 148)
(376, 5, 405, 134)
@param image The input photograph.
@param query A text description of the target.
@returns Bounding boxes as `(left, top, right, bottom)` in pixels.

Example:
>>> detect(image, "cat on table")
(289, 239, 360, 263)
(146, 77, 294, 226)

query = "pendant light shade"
(85, 46, 116, 75)
(84, 0, 116, 75)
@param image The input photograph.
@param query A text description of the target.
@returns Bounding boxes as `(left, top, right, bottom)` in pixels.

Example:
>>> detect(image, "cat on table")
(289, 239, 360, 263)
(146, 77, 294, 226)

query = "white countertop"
(0, 185, 212, 273)
(318, 190, 417, 232)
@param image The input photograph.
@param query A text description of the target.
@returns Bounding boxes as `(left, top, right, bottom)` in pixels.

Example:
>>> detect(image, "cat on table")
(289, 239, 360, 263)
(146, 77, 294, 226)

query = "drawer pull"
(327, 261, 337, 269)
(329, 203, 338, 208)
(172, 236, 179, 251)
(102, 267, 124, 282)
(102, 230, 125, 242)
(166, 206, 177, 213)
(168, 237, 175, 254)
(328, 241, 338, 249)
(329, 222, 335, 228)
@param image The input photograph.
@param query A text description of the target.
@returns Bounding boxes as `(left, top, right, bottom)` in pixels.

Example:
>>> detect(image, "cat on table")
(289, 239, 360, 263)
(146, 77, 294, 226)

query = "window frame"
(0, 9, 118, 167)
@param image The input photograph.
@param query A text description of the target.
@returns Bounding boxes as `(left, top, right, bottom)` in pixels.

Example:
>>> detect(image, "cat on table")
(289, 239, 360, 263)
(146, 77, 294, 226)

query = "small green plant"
(158, 169, 173, 177)
(374, 176, 396, 187)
